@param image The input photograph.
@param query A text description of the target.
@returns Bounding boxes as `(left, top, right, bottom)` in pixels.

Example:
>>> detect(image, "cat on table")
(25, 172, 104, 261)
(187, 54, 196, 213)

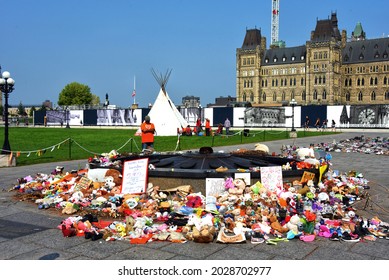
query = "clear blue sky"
(2, 0, 388, 108)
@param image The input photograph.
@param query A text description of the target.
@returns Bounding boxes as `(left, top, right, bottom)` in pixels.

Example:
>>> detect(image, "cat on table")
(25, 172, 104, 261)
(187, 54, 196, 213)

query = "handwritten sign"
(205, 178, 226, 197)
(260, 166, 283, 192)
(121, 158, 149, 194)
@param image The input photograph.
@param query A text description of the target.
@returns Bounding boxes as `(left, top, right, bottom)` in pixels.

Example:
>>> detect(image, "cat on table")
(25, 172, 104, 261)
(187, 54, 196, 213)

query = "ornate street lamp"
(290, 98, 297, 133)
(0, 69, 15, 154)
(65, 107, 70, 128)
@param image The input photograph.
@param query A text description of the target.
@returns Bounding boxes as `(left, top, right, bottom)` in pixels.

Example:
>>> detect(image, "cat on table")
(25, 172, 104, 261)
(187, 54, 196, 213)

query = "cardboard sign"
(300, 171, 316, 183)
(75, 176, 93, 191)
(121, 158, 149, 194)
(205, 178, 226, 197)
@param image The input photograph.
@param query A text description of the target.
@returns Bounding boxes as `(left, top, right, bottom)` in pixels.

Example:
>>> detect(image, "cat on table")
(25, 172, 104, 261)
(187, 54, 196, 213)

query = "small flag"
(132, 90, 136, 97)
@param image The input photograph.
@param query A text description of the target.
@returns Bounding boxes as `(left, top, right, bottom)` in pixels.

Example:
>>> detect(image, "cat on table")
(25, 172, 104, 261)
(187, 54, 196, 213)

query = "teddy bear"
(296, 147, 315, 160)
(87, 168, 122, 186)
(185, 193, 204, 208)
(105, 168, 122, 185)
(62, 202, 78, 215)
(286, 214, 301, 236)
(269, 212, 289, 234)
(254, 143, 269, 154)
(192, 224, 216, 243)
(228, 178, 246, 196)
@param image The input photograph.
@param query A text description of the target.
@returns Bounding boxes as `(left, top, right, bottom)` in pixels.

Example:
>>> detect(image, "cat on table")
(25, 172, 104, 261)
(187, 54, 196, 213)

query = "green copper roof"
(353, 22, 364, 37)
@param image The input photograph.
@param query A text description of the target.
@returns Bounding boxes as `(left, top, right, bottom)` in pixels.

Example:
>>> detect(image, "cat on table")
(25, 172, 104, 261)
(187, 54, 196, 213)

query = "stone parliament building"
(236, 12, 389, 107)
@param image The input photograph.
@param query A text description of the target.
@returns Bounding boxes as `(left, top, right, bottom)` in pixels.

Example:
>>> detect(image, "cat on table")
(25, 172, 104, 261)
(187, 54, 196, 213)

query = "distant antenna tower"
(271, 0, 280, 45)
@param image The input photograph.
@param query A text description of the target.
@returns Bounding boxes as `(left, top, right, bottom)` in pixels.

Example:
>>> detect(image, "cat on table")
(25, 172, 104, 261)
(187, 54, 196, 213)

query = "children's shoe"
(341, 232, 360, 242)
(329, 232, 339, 241)
(251, 231, 265, 244)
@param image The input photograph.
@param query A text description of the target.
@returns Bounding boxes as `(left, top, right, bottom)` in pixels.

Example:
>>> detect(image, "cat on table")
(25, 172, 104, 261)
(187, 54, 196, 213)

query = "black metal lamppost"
(65, 107, 70, 128)
(290, 98, 297, 132)
(0, 69, 15, 154)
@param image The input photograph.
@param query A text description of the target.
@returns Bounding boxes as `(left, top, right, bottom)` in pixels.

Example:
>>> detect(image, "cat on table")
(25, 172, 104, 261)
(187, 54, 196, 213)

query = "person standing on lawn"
(205, 118, 211, 136)
(141, 115, 156, 150)
(224, 117, 231, 135)
(196, 117, 202, 135)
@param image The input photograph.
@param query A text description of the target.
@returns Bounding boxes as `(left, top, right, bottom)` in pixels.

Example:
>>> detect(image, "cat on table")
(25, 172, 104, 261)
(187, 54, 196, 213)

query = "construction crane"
(271, 0, 280, 45)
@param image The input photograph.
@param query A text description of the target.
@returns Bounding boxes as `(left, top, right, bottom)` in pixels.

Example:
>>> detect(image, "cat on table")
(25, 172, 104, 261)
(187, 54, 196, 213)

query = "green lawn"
(0, 126, 338, 166)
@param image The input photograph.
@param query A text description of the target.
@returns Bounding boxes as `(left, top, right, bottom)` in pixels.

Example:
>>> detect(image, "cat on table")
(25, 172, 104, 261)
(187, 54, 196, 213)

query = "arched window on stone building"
(358, 91, 363, 101)
(322, 90, 327, 100)
(302, 90, 306, 101)
(346, 92, 351, 102)
(313, 90, 318, 100)
(371, 91, 376, 101)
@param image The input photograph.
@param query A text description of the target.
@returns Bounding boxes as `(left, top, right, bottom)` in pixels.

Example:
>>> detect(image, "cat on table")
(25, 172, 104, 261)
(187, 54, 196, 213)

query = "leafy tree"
(0, 105, 3, 117)
(91, 94, 100, 105)
(29, 106, 36, 117)
(18, 102, 26, 116)
(58, 82, 93, 106)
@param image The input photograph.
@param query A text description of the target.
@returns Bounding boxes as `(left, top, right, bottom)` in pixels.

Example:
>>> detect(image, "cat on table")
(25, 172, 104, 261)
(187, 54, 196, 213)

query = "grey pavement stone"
(248, 239, 318, 259)
(305, 246, 375, 260)
(205, 245, 274, 260)
(66, 239, 133, 259)
(0, 204, 24, 218)
(106, 245, 177, 260)
(0, 218, 50, 239)
(349, 239, 389, 259)
(160, 242, 226, 259)
(2, 212, 62, 229)
(14, 229, 89, 251)
(0, 239, 42, 259)
(9, 248, 78, 260)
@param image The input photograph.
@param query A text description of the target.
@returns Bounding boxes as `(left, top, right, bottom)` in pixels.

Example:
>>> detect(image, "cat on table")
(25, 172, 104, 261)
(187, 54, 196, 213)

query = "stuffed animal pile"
(11, 148, 389, 245)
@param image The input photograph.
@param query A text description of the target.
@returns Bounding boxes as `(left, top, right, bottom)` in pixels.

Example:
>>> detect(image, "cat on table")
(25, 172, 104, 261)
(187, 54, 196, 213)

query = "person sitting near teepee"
(215, 123, 223, 135)
(183, 125, 192, 136)
(141, 115, 156, 151)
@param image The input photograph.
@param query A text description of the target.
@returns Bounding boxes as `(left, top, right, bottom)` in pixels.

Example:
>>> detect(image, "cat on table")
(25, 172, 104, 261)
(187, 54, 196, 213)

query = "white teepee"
(147, 69, 188, 136)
